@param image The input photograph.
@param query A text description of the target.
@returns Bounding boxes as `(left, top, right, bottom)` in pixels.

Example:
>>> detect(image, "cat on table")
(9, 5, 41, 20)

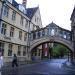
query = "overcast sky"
(15, 0, 75, 30)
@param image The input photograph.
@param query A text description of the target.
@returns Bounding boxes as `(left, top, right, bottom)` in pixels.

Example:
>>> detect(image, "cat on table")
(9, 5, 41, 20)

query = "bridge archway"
(30, 36, 73, 61)
(30, 36, 73, 52)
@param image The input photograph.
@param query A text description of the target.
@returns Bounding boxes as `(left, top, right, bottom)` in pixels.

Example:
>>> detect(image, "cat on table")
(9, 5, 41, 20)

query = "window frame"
(23, 46, 26, 56)
(19, 31, 22, 40)
(12, 10, 16, 21)
(1, 23, 7, 35)
(25, 19, 28, 28)
(3, 5, 9, 17)
(24, 32, 27, 41)
(8, 44, 12, 56)
(0, 42, 4, 56)
(17, 45, 21, 56)
(10, 27, 14, 37)
(20, 16, 24, 26)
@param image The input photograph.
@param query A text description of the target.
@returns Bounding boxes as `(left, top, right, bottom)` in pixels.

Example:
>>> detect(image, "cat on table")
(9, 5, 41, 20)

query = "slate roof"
(12, 0, 19, 9)
(12, 0, 39, 19)
(26, 7, 38, 19)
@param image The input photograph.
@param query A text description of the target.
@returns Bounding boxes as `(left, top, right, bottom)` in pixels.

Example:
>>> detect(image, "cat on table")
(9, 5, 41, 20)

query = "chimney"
(22, 0, 27, 8)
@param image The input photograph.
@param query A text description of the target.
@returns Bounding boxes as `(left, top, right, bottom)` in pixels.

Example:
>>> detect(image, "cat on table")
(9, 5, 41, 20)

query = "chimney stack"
(22, 0, 27, 8)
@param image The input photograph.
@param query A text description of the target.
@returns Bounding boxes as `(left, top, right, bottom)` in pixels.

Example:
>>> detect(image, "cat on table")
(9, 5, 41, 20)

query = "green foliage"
(52, 43, 69, 58)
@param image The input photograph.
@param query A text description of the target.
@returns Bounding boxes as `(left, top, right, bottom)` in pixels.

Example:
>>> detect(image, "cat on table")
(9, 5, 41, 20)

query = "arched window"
(51, 29, 55, 36)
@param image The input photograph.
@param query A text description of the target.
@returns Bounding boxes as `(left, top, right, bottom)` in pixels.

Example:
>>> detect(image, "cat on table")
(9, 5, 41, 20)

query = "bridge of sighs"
(29, 22, 73, 60)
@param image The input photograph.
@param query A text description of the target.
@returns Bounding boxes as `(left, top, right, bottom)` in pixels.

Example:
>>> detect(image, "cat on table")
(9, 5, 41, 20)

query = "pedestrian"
(12, 54, 18, 67)
(0, 52, 4, 70)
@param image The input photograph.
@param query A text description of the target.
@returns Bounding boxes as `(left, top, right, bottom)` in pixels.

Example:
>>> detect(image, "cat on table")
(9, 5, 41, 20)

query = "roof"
(31, 22, 71, 32)
(26, 7, 38, 19)
(12, 0, 19, 9)
(70, 7, 75, 21)
(46, 22, 59, 28)
(46, 22, 71, 32)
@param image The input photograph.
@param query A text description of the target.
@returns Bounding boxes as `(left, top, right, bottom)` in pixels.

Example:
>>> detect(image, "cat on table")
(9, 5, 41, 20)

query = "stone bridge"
(29, 22, 73, 52)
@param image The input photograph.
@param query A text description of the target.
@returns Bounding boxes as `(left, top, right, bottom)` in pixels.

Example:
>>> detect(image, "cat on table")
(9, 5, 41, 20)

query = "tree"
(53, 43, 69, 58)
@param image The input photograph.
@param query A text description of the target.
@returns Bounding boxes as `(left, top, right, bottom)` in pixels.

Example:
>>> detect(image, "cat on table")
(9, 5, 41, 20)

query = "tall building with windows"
(0, 0, 42, 62)
(70, 7, 75, 59)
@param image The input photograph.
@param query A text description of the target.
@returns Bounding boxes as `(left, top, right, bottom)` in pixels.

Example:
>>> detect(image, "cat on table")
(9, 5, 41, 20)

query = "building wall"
(0, 0, 30, 62)
(0, 0, 43, 62)
(30, 8, 42, 31)
(31, 8, 42, 28)
(3, 42, 29, 62)
(70, 7, 75, 58)
(2, 2, 29, 32)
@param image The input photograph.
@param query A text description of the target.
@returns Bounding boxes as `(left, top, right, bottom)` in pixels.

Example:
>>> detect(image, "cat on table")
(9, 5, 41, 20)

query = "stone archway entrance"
(30, 41, 73, 62)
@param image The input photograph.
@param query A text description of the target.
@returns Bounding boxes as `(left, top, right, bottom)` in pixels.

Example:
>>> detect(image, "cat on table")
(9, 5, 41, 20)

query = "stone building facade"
(70, 7, 75, 59)
(0, 0, 42, 62)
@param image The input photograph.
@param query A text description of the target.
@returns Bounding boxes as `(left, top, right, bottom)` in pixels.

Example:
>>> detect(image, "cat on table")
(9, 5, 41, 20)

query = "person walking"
(0, 52, 4, 70)
(12, 54, 18, 67)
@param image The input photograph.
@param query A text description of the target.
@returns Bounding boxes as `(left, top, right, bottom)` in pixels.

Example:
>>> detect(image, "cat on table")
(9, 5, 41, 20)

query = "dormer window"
(19, 4, 26, 14)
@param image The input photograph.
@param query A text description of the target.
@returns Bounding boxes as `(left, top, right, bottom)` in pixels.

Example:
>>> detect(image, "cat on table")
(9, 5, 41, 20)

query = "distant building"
(70, 7, 75, 58)
(0, 0, 42, 62)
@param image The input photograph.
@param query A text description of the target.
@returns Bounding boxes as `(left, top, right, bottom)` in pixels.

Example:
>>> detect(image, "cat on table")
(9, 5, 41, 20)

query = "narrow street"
(1, 59, 75, 75)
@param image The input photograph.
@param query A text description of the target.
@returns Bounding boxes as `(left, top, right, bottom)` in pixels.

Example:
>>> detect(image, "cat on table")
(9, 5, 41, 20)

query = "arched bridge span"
(30, 36, 73, 52)
(29, 22, 73, 52)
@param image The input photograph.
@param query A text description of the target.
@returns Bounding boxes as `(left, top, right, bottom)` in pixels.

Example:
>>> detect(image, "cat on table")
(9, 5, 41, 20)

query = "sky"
(15, 0, 75, 30)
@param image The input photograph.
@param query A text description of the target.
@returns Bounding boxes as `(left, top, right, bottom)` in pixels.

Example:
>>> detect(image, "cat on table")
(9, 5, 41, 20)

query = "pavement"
(1, 59, 75, 75)
(1, 59, 46, 70)
(62, 60, 75, 71)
